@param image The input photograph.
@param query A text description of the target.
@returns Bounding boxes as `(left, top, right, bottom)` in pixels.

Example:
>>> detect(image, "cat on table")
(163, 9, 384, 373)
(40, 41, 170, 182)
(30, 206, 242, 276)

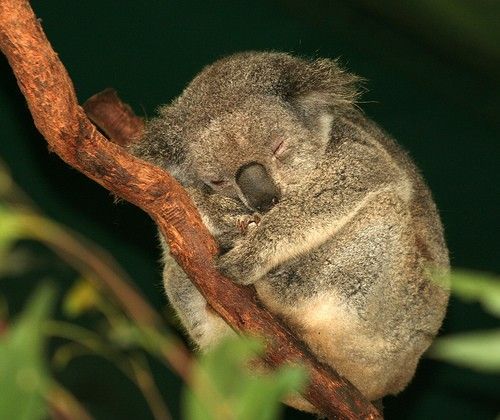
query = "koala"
(130, 51, 450, 412)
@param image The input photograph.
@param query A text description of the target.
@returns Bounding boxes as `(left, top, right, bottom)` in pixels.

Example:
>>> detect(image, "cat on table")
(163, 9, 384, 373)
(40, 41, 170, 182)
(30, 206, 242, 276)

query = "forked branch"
(0, 1, 381, 418)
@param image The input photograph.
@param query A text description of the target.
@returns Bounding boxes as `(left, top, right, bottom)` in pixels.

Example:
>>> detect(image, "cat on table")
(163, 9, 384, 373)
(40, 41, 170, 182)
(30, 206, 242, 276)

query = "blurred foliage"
(0, 161, 308, 419)
(63, 277, 101, 318)
(430, 330, 500, 374)
(447, 270, 500, 317)
(184, 337, 306, 420)
(0, 285, 54, 420)
(429, 271, 500, 374)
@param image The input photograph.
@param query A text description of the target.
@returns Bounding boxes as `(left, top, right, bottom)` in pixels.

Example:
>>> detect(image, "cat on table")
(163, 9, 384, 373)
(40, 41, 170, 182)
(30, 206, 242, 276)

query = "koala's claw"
(237, 214, 261, 234)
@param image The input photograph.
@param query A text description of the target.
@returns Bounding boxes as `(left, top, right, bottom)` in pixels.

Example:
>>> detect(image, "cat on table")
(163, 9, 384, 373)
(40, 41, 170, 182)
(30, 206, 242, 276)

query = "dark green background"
(1, 1, 499, 419)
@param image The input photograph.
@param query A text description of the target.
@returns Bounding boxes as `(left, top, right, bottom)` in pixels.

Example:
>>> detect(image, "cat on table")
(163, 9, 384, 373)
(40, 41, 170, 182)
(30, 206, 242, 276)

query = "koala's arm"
(218, 143, 405, 284)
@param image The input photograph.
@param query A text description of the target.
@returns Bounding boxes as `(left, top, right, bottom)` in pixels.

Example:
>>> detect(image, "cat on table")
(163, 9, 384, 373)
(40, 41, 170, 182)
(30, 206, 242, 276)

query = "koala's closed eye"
(209, 179, 228, 187)
(272, 139, 286, 157)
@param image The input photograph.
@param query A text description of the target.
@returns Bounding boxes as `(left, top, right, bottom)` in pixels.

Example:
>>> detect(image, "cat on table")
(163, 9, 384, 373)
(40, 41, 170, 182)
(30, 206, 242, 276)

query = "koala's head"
(132, 52, 360, 212)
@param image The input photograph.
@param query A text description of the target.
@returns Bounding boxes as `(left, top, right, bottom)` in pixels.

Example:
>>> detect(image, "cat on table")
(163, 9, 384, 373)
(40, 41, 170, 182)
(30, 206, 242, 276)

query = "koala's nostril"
(256, 193, 280, 212)
(236, 162, 280, 212)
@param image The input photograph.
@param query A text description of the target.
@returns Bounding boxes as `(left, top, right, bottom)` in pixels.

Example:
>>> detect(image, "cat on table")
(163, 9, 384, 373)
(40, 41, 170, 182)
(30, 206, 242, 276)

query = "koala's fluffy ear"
(281, 57, 362, 142)
(286, 58, 361, 113)
(128, 105, 186, 171)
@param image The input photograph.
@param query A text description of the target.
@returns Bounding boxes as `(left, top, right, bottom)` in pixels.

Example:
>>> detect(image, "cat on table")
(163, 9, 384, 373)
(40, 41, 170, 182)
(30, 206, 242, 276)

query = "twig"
(0, 1, 381, 418)
(129, 354, 172, 420)
(83, 88, 144, 146)
(47, 381, 94, 420)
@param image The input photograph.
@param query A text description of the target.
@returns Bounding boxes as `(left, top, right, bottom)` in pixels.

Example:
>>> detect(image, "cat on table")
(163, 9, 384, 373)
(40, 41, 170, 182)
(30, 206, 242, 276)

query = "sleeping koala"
(130, 51, 450, 411)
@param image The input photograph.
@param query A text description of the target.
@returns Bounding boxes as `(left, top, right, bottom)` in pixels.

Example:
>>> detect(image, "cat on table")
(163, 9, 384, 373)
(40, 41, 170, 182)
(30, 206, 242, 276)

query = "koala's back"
(253, 110, 449, 400)
(159, 109, 449, 403)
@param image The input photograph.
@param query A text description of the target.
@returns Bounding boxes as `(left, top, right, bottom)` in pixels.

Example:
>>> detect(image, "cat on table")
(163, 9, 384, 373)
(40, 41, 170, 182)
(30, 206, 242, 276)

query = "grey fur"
(130, 52, 449, 412)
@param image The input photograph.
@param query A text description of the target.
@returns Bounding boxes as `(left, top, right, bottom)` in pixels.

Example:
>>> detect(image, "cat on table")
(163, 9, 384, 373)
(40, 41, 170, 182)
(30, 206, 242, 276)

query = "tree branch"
(83, 88, 144, 146)
(0, 1, 381, 418)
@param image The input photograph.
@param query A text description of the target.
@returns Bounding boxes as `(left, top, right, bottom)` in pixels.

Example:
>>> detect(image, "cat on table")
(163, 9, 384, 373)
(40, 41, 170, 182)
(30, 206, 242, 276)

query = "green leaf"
(63, 278, 100, 318)
(449, 270, 500, 317)
(202, 336, 264, 397)
(236, 365, 306, 420)
(183, 336, 307, 420)
(429, 329, 500, 373)
(0, 205, 24, 263)
(0, 284, 56, 420)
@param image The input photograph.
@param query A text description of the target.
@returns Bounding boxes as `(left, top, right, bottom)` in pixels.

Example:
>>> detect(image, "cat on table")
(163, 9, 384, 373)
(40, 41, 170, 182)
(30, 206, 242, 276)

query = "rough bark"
(83, 88, 144, 146)
(0, 1, 382, 418)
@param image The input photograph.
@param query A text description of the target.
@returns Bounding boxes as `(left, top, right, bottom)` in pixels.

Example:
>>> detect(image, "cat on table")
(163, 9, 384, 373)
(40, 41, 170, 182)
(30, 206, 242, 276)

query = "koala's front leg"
(216, 198, 352, 284)
(217, 212, 290, 284)
(186, 187, 254, 250)
(216, 212, 288, 284)
(217, 179, 397, 284)
(236, 213, 261, 234)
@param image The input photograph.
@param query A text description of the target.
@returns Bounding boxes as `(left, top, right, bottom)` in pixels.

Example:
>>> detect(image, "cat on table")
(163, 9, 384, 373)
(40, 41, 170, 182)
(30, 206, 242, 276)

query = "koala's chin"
(130, 51, 450, 412)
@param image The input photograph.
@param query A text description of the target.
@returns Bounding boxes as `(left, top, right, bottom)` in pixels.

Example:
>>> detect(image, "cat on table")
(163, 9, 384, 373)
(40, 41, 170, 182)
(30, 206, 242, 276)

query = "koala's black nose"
(236, 162, 280, 212)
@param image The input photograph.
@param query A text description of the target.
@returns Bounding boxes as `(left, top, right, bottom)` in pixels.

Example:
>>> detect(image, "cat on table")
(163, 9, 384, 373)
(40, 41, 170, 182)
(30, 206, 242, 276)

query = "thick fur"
(130, 52, 450, 412)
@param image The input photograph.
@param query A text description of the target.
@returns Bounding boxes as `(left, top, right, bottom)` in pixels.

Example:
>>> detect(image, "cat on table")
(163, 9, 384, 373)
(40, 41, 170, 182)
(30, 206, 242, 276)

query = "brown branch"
(83, 88, 144, 146)
(0, 1, 381, 418)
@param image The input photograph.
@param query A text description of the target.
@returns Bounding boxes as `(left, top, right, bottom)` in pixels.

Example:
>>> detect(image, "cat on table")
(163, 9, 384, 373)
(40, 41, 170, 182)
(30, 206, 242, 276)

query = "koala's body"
(131, 52, 449, 411)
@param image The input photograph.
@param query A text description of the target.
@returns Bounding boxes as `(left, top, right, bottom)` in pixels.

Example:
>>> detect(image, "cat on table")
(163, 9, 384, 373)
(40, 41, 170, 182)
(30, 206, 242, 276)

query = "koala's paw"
(216, 244, 262, 285)
(237, 213, 261, 234)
